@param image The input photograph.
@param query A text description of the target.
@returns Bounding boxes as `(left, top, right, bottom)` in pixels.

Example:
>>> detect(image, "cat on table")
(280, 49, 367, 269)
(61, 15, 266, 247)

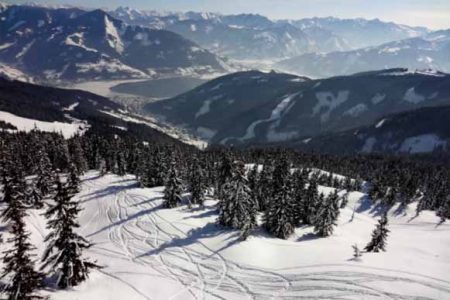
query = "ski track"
(80, 173, 450, 300)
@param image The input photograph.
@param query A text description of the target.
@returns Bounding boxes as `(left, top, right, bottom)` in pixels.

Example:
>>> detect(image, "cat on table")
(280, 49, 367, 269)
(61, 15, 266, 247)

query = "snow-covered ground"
(0, 110, 88, 138)
(1, 171, 449, 299)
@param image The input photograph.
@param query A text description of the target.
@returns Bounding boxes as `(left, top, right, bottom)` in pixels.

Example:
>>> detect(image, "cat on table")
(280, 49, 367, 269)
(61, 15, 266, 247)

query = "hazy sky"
(6, 0, 450, 29)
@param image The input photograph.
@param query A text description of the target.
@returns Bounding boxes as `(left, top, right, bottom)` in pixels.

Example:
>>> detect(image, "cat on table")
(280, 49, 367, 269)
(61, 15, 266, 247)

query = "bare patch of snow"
(375, 119, 386, 128)
(361, 137, 377, 153)
(403, 87, 425, 104)
(313, 91, 350, 122)
(104, 15, 124, 54)
(371, 93, 386, 105)
(399, 134, 447, 153)
(344, 104, 367, 117)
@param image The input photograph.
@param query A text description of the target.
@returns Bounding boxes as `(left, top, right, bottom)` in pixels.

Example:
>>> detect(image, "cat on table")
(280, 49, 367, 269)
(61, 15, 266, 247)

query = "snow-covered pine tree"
(68, 135, 88, 175)
(35, 145, 56, 199)
(264, 158, 296, 239)
(66, 162, 81, 195)
(314, 190, 340, 237)
(292, 169, 307, 225)
(437, 194, 450, 223)
(302, 176, 320, 225)
(1, 171, 43, 299)
(163, 158, 183, 208)
(217, 152, 233, 200)
(365, 214, 390, 252)
(188, 157, 207, 208)
(256, 162, 274, 212)
(41, 178, 98, 289)
(247, 164, 259, 210)
(217, 161, 257, 240)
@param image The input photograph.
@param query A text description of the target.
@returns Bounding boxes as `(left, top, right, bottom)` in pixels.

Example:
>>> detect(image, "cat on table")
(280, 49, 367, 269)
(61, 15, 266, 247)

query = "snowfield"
(2, 171, 449, 299)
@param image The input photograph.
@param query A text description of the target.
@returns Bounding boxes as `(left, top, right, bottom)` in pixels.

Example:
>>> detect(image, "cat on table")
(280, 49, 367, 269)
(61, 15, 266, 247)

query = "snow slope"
(1, 171, 449, 299)
(0, 110, 88, 138)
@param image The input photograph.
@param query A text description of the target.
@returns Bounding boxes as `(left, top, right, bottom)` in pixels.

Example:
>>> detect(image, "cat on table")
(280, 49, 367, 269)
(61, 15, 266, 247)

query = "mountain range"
(110, 7, 427, 61)
(145, 69, 450, 154)
(0, 5, 227, 82)
(277, 30, 450, 78)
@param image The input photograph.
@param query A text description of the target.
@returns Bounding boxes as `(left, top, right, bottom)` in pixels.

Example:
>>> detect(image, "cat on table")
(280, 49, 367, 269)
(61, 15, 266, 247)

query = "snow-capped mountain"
(109, 8, 351, 60)
(276, 30, 450, 78)
(145, 69, 450, 153)
(0, 5, 228, 82)
(288, 17, 428, 49)
(110, 8, 429, 61)
(0, 63, 34, 82)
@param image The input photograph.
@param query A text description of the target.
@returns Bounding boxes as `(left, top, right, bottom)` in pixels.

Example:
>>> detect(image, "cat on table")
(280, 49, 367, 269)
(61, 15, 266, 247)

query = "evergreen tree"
(69, 135, 88, 175)
(264, 158, 296, 239)
(41, 178, 97, 289)
(66, 163, 81, 195)
(247, 164, 259, 210)
(314, 191, 340, 237)
(163, 159, 183, 208)
(256, 162, 274, 212)
(365, 214, 390, 252)
(217, 152, 233, 200)
(437, 194, 450, 223)
(352, 244, 362, 261)
(35, 146, 55, 198)
(301, 177, 320, 225)
(188, 157, 207, 208)
(218, 161, 257, 240)
(1, 173, 43, 299)
(292, 169, 307, 225)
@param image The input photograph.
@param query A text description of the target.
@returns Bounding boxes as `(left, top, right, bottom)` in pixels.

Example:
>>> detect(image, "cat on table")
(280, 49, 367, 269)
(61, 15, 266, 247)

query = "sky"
(5, 0, 450, 29)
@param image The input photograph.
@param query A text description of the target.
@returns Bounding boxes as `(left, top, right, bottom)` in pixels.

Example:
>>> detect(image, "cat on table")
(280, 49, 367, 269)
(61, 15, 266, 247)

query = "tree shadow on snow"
(182, 209, 217, 219)
(296, 232, 321, 242)
(80, 183, 138, 203)
(86, 204, 163, 238)
(136, 222, 230, 258)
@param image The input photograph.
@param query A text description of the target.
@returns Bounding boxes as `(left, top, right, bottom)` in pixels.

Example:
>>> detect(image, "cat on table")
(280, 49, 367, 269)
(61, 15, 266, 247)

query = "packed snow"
(3, 171, 448, 299)
(0, 110, 87, 138)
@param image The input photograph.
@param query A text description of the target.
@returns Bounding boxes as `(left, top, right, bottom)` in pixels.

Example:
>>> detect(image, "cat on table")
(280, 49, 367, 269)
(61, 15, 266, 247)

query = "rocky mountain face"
(145, 69, 450, 154)
(276, 30, 450, 78)
(0, 5, 227, 82)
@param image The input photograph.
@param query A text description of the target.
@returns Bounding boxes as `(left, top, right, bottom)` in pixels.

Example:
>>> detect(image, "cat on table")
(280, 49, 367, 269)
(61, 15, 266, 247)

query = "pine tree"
(256, 162, 274, 212)
(437, 194, 450, 223)
(247, 164, 259, 210)
(264, 158, 296, 239)
(292, 169, 307, 225)
(35, 146, 55, 198)
(365, 214, 390, 252)
(314, 191, 340, 237)
(218, 161, 257, 240)
(217, 152, 233, 200)
(163, 159, 183, 208)
(302, 177, 320, 225)
(188, 157, 207, 208)
(69, 135, 88, 175)
(66, 162, 81, 195)
(41, 178, 97, 289)
(1, 172, 43, 299)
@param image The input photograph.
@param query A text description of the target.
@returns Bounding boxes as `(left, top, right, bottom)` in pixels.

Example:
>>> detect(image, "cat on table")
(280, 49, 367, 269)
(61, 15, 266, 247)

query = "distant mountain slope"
(145, 69, 450, 153)
(0, 77, 199, 146)
(111, 8, 428, 61)
(0, 5, 227, 82)
(289, 105, 450, 155)
(276, 30, 450, 78)
(288, 17, 428, 49)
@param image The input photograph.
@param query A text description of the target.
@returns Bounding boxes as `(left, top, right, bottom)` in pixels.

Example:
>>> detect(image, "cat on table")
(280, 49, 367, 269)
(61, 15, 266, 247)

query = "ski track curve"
(79, 173, 450, 300)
